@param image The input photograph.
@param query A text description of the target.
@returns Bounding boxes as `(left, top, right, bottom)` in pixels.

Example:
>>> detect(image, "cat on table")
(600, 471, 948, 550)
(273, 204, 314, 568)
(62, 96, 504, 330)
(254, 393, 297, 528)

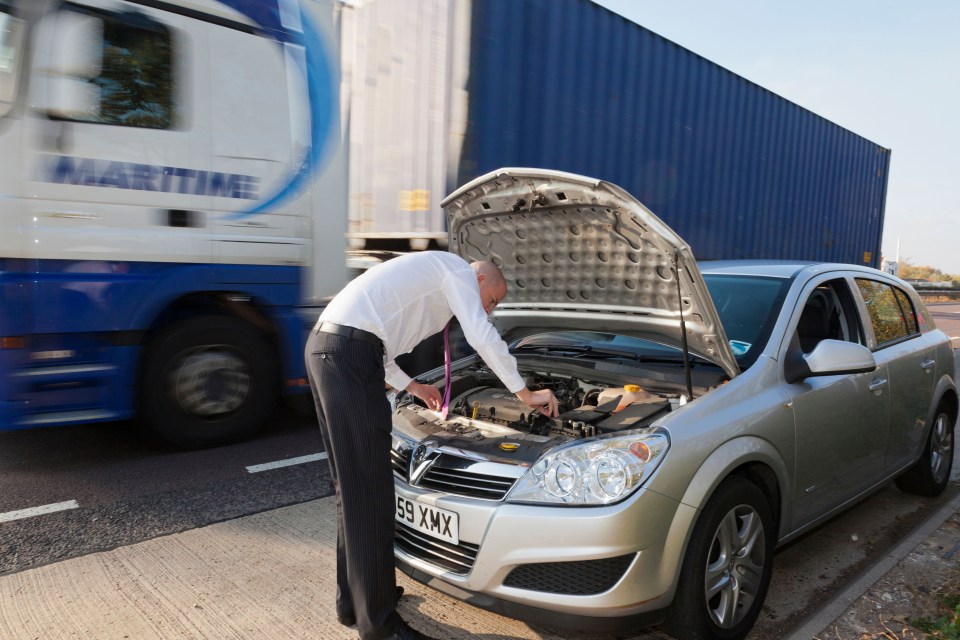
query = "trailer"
(340, 0, 890, 267)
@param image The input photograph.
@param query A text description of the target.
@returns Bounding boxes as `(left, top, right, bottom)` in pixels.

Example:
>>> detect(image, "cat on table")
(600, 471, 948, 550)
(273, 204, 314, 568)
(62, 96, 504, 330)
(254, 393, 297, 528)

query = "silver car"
(390, 168, 956, 639)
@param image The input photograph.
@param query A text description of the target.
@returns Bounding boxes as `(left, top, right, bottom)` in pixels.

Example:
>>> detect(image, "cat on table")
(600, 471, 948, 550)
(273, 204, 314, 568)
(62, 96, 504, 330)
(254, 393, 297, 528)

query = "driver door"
(784, 275, 890, 529)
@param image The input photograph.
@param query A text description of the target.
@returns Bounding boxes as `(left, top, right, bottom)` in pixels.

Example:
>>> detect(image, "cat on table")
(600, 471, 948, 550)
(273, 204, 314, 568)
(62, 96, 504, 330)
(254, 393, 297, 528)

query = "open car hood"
(441, 168, 739, 379)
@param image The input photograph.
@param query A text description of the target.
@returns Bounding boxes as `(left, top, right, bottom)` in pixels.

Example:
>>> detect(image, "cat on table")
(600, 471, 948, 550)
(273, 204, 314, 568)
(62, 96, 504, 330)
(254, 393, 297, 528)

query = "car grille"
(395, 520, 480, 575)
(502, 554, 636, 595)
(392, 449, 519, 501)
(391, 446, 411, 477)
(418, 463, 517, 500)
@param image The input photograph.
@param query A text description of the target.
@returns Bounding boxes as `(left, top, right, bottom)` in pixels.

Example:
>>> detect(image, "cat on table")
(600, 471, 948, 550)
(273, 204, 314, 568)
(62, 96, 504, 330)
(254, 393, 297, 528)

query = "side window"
(795, 279, 864, 354)
(855, 279, 916, 346)
(65, 9, 174, 129)
(893, 288, 919, 334)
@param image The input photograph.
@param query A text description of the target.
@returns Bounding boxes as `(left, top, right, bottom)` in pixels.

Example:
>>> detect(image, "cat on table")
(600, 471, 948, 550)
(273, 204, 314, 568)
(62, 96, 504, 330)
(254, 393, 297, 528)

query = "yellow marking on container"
(399, 189, 430, 211)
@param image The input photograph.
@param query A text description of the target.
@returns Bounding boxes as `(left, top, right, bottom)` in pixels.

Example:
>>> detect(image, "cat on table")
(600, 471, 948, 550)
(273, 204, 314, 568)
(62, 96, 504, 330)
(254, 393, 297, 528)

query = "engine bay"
(392, 365, 680, 462)
(447, 372, 671, 437)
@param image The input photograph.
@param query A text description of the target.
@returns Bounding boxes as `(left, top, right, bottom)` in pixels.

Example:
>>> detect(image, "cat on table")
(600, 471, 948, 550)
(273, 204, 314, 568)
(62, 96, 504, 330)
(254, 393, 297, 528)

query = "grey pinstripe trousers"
(305, 329, 401, 640)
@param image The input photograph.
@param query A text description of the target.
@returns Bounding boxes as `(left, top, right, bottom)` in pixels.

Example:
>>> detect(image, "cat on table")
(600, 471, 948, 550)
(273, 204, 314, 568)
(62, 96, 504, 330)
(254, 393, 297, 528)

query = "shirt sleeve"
(443, 270, 526, 393)
(384, 359, 413, 392)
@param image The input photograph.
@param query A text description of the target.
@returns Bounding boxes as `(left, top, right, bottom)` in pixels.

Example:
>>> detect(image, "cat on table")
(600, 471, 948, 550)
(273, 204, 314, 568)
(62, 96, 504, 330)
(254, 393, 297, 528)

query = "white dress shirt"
(318, 251, 526, 393)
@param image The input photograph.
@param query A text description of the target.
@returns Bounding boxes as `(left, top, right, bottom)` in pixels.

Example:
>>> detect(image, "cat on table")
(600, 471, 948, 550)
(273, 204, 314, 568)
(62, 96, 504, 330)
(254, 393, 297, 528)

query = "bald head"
(471, 261, 507, 314)
(471, 261, 505, 288)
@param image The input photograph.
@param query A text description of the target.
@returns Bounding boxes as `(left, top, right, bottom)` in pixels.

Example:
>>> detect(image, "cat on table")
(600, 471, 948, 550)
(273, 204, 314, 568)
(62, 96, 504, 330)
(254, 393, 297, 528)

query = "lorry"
(0, 0, 893, 449)
(0, 0, 348, 448)
(340, 0, 891, 268)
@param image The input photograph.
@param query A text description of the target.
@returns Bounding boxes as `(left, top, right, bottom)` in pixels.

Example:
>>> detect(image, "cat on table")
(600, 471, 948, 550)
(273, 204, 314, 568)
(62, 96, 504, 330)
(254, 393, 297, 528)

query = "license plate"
(395, 494, 459, 545)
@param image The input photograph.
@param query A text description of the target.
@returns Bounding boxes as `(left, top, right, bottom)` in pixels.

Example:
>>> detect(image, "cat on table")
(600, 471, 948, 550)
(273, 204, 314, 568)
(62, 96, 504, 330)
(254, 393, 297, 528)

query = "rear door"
(853, 277, 937, 473)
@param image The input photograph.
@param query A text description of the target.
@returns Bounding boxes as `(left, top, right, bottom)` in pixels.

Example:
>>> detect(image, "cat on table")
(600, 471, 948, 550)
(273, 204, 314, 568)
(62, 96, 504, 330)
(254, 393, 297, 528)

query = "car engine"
(392, 366, 674, 461)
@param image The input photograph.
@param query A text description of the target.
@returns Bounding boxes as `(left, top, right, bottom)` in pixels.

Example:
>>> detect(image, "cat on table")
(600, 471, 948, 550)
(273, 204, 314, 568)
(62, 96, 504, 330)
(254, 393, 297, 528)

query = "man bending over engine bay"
(304, 251, 558, 640)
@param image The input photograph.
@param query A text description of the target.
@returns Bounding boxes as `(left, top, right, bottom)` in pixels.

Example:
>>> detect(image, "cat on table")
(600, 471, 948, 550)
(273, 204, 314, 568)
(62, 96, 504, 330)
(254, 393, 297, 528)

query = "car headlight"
(506, 432, 669, 505)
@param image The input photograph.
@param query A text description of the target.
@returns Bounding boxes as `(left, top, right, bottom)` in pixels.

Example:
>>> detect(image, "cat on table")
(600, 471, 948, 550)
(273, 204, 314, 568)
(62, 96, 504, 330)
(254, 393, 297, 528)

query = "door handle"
(921, 359, 935, 372)
(868, 378, 888, 394)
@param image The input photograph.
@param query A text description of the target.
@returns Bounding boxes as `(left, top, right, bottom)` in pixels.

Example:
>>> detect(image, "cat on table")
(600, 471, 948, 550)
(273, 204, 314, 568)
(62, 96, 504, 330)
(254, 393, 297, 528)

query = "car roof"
(698, 260, 815, 279)
(699, 259, 896, 280)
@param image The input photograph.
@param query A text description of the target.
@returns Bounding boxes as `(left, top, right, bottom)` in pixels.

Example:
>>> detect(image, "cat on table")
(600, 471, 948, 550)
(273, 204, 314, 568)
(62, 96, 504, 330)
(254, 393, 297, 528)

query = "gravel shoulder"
(816, 508, 960, 639)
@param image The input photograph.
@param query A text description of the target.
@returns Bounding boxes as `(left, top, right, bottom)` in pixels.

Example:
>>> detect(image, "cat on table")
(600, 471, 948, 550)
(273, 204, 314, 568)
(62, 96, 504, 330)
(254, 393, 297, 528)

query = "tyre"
(140, 316, 279, 449)
(665, 476, 775, 640)
(895, 402, 955, 497)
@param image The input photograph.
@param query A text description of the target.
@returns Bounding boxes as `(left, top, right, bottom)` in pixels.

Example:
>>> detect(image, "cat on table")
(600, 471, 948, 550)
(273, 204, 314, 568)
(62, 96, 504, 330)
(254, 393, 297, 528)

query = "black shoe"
(385, 618, 439, 640)
(336, 586, 405, 627)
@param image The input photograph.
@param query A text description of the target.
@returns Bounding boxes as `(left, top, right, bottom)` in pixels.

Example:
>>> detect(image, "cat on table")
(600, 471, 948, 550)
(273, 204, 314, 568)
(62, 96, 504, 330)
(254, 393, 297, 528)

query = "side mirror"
(52, 12, 103, 79)
(784, 338, 877, 384)
(46, 78, 101, 119)
(33, 11, 103, 119)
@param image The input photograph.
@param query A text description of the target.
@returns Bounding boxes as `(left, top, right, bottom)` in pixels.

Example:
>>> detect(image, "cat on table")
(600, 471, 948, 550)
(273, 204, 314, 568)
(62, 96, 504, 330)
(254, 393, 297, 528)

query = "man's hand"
(407, 381, 442, 411)
(516, 387, 559, 417)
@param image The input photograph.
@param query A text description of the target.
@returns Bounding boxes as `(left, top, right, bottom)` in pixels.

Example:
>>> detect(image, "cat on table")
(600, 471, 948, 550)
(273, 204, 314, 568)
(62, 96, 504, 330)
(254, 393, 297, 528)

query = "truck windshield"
(0, 4, 24, 118)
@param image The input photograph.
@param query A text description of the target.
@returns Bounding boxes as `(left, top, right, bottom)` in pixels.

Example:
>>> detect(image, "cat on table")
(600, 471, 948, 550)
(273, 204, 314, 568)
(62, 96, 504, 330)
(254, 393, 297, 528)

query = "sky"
(593, 0, 960, 274)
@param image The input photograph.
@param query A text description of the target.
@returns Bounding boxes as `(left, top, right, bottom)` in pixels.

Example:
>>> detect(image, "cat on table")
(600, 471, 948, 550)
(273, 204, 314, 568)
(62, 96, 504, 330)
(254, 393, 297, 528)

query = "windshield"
(703, 274, 790, 369)
(0, 4, 24, 117)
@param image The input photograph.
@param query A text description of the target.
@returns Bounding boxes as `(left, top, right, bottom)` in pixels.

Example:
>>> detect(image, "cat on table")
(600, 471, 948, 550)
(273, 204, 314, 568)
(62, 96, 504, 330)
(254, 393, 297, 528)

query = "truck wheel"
(895, 403, 955, 497)
(141, 316, 279, 449)
(665, 477, 775, 640)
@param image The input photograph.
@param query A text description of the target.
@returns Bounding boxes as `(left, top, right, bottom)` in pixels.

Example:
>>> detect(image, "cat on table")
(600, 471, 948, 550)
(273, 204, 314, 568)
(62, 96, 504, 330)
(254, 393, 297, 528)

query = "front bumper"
(393, 480, 696, 634)
(396, 558, 668, 634)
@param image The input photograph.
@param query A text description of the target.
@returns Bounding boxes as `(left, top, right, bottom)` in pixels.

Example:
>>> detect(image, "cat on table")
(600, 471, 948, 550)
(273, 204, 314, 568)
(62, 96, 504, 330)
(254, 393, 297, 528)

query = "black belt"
(318, 322, 383, 352)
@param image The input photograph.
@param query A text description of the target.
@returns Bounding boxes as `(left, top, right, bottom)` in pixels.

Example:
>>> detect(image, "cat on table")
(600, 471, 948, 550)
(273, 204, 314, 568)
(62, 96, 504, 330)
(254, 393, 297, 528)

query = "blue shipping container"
(457, 0, 890, 267)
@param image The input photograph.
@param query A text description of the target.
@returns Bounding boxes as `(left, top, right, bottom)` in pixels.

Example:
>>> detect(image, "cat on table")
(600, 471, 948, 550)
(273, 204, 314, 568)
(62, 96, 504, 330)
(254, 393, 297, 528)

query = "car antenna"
(673, 251, 695, 399)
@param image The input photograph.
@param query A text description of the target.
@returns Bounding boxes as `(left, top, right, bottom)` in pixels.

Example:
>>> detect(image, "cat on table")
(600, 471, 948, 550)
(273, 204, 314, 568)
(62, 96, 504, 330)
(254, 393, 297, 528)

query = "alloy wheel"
(703, 504, 767, 629)
(930, 412, 954, 485)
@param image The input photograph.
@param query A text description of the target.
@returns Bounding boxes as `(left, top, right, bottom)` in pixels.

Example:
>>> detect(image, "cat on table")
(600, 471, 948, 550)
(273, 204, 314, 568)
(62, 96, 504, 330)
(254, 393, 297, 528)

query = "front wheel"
(140, 316, 279, 449)
(665, 477, 775, 640)
(895, 402, 955, 497)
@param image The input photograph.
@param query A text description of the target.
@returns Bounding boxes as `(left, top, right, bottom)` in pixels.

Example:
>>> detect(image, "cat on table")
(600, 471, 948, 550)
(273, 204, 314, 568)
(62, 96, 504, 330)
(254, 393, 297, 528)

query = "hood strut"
(674, 251, 695, 399)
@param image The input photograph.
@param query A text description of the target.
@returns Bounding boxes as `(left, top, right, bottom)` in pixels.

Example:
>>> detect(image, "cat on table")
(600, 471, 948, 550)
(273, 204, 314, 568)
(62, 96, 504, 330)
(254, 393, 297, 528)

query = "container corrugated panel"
(458, 0, 891, 266)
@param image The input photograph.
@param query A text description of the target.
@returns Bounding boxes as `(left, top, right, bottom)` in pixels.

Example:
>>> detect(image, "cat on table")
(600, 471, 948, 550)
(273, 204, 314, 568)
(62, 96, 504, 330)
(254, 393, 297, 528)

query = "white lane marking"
(246, 452, 328, 474)
(0, 500, 80, 523)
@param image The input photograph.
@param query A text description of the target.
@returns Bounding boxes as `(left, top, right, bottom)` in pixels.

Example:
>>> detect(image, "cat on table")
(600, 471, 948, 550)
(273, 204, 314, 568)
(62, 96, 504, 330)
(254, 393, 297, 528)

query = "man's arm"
(442, 272, 524, 390)
(388, 347, 556, 416)
(385, 360, 443, 410)
(442, 272, 558, 417)
(384, 360, 413, 393)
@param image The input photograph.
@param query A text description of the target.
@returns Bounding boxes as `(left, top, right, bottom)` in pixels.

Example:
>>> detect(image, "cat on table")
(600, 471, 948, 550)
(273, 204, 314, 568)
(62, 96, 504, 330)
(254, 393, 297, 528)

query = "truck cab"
(0, 0, 346, 447)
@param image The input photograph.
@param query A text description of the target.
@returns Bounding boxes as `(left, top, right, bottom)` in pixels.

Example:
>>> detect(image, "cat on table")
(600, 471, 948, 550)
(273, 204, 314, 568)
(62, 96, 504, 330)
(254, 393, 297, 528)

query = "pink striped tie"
(439, 320, 452, 419)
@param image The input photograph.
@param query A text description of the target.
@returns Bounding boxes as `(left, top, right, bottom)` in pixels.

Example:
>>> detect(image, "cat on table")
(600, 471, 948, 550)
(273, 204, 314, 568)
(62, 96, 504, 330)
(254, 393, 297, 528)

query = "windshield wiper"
(514, 344, 646, 362)
(514, 343, 714, 366)
(514, 344, 595, 356)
